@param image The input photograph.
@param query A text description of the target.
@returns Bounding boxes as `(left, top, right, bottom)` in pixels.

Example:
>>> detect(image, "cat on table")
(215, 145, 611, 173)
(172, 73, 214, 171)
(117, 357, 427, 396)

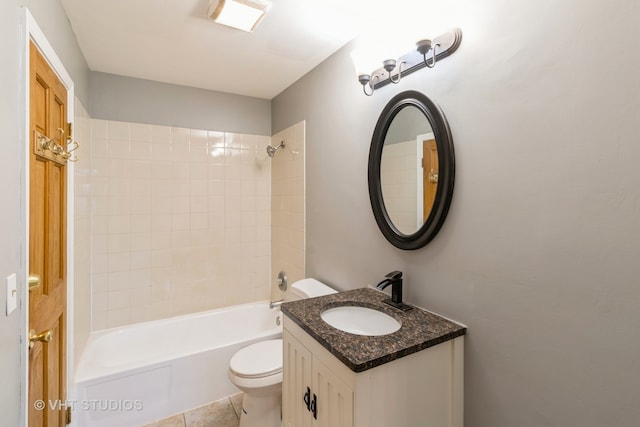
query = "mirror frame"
(368, 90, 455, 250)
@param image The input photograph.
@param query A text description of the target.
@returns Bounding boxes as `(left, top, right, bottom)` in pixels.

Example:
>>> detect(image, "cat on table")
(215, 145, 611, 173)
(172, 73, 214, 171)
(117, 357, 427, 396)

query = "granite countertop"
(281, 287, 466, 373)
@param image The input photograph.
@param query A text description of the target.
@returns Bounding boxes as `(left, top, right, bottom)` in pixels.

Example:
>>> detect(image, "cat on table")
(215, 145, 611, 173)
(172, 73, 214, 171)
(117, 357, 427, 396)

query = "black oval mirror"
(368, 90, 455, 250)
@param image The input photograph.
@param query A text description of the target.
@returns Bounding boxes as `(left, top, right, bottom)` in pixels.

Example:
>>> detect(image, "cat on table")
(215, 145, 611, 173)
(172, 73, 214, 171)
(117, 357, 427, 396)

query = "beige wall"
(89, 119, 272, 329)
(270, 121, 305, 301)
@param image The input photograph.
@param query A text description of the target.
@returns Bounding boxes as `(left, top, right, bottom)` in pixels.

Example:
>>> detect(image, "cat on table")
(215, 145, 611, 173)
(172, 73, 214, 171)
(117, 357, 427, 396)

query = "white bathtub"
(74, 301, 282, 427)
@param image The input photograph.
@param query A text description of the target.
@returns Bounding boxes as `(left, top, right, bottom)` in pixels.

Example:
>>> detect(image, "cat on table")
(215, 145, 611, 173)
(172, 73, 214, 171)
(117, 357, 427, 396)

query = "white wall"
(272, 1, 640, 425)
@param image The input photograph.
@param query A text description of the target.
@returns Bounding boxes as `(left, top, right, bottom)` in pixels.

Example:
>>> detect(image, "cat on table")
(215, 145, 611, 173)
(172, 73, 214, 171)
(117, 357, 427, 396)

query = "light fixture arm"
(388, 61, 406, 84)
(418, 41, 439, 68)
(358, 74, 374, 96)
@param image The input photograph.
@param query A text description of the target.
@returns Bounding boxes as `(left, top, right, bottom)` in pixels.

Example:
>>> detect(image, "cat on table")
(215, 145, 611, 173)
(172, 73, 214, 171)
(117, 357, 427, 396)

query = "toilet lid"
(230, 339, 283, 378)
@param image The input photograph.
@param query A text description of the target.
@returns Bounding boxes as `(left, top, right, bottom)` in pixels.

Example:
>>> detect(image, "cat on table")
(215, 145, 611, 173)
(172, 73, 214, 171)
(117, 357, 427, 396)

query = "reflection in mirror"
(380, 106, 435, 235)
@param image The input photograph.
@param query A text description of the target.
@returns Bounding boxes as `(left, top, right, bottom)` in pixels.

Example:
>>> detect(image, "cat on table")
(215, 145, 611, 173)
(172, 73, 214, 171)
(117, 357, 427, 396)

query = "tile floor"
(142, 393, 243, 427)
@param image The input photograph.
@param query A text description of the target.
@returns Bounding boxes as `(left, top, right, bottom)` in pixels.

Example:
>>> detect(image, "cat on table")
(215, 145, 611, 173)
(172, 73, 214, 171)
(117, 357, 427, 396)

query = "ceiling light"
(208, 0, 272, 33)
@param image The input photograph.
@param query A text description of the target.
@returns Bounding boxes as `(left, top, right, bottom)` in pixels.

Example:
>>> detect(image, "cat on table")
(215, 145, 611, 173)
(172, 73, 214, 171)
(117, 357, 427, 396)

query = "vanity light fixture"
(208, 0, 272, 32)
(356, 28, 463, 96)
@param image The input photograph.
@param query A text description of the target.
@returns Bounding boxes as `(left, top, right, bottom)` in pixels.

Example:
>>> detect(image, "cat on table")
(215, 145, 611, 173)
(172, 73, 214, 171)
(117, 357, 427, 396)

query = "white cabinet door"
(312, 355, 354, 427)
(283, 326, 354, 427)
(283, 328, 313, 427)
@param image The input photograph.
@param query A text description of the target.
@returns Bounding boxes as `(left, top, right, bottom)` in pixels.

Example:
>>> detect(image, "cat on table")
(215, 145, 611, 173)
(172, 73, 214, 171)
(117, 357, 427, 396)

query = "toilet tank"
(287, 278, 337, 301)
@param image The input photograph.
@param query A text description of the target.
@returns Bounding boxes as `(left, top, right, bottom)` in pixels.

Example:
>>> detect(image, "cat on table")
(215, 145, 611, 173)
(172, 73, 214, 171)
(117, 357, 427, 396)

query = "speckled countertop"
(281, 287, 466, 373)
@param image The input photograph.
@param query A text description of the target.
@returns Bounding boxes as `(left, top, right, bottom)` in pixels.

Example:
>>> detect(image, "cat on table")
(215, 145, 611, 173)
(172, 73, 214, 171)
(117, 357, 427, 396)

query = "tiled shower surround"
(270, 122, 305, 301)
(380, 139, 420, 235)
(73, 99, 92, 359)
(90, 120, 272, 329)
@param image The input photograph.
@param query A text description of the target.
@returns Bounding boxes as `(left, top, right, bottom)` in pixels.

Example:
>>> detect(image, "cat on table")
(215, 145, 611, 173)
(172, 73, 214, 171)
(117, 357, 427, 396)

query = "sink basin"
(320, 306, 401, 336)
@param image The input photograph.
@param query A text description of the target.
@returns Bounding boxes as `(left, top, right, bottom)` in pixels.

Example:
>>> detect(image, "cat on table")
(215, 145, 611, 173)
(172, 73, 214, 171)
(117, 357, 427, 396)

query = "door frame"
(19, 7, 76, 426)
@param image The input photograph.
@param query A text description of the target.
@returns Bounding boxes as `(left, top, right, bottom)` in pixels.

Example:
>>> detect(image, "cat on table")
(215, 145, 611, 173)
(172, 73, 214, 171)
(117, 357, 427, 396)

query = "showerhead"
(266, 141, 285, 157)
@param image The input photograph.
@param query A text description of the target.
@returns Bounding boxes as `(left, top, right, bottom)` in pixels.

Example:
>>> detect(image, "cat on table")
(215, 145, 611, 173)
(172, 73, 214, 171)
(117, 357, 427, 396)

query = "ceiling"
(60, 0, 376, 100)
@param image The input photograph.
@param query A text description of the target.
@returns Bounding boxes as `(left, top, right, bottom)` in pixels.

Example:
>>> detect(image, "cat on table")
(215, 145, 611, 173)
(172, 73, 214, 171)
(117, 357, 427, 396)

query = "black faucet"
(376, 271, 413, 311)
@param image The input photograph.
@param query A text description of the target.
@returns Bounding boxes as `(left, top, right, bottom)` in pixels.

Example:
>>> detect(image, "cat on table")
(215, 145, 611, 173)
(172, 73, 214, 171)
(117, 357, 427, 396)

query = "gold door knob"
(428, 169, 439, 183)
(28, 274, 41, 292)
(29, 328, 53, 350)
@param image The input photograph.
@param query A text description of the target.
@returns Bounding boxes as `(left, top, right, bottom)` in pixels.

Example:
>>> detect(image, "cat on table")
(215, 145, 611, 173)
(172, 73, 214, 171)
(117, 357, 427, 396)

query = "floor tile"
(229, 393, 244, 419)
(184, 398, 239, 427)
(141, 413, 186, 427)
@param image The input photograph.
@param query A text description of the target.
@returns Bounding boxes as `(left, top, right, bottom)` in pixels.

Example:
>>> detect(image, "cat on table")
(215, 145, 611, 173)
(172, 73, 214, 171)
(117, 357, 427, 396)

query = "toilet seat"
(230, 339, 282, 379)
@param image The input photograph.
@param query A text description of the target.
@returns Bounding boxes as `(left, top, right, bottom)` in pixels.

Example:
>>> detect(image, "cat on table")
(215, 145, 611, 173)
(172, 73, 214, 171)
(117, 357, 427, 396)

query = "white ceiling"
(60, 0, 374, 99)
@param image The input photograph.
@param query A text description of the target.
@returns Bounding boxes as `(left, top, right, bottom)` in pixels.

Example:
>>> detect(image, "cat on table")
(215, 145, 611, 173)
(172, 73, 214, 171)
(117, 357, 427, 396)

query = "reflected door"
(422, 139, 438, 221)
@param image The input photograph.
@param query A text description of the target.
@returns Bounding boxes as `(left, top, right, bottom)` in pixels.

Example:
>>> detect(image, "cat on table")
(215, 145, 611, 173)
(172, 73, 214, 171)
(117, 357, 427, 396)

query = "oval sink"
(320, 306, 401, 336)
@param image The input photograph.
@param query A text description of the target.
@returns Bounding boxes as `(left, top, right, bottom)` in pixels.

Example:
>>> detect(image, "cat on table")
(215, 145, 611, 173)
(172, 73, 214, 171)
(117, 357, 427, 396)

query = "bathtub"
(74, 301, 282, 427)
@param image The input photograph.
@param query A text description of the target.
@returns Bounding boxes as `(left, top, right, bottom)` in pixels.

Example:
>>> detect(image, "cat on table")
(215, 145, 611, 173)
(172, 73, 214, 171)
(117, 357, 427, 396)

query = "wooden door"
(28, 41, 68, 427)
(422, 139, 438, 221)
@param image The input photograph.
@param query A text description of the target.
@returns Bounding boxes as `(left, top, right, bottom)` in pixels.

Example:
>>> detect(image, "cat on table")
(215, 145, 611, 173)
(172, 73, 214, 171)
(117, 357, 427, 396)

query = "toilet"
(228, 278, 337, 427)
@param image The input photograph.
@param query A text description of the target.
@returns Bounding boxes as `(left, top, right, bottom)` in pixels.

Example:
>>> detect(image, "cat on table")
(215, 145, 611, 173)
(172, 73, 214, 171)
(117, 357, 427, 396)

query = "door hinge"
(67, 122, 73, 139)
(66, 407, 72, 425)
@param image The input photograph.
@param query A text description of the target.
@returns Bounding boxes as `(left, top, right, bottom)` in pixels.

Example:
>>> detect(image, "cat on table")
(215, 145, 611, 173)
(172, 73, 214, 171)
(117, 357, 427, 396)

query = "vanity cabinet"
(282, 315, 464, 427)
(283, 325, 354, 427)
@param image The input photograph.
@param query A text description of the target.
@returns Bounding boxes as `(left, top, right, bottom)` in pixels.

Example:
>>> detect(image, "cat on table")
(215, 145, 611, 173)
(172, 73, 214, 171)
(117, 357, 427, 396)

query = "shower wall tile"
(73, 98, 92, 364)
(130, 123, 151, 142)
(380, 139, 420, 235)
(271, 121, 306, 301)
(90, 119, 272, 330)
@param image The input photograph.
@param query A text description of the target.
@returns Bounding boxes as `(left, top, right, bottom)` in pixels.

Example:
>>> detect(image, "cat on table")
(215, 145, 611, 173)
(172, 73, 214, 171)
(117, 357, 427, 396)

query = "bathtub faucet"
(269, 299, 285, 309)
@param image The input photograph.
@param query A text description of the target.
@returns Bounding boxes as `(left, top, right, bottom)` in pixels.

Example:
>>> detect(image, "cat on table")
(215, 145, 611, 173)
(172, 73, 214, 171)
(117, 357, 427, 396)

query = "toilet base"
(238, 390, 281, 427)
